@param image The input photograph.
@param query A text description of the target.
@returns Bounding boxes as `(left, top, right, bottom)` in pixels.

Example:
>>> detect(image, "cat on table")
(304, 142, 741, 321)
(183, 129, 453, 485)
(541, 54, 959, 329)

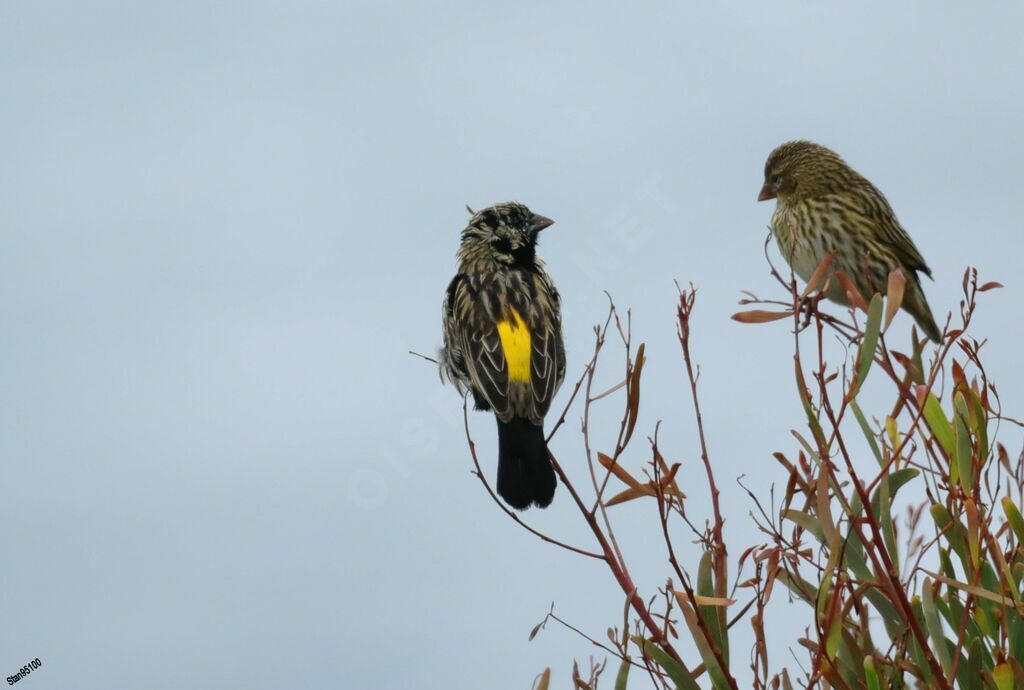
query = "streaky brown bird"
(758, 140, 942, 342)
(440, 202, 565, 510)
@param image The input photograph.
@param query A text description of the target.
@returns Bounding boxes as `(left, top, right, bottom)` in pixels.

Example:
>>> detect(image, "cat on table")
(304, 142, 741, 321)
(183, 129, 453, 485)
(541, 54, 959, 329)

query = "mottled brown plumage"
(441, 202, 565, 509)
(759, 141, 942, 342)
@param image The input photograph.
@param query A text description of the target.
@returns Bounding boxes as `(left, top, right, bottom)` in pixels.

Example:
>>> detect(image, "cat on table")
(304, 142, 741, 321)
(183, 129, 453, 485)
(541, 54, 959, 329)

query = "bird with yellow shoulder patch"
(441, 202, 565, 510)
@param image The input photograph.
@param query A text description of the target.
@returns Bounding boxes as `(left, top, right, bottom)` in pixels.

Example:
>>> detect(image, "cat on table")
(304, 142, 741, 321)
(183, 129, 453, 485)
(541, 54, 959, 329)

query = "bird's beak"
(530, 214, 555, 232)
(757, 181, 777, 202)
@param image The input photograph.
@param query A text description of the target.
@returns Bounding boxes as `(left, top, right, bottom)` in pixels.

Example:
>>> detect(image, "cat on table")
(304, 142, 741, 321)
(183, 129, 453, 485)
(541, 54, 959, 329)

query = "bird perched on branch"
(441, 202, 565, 510)
(758, 140, 942, 342)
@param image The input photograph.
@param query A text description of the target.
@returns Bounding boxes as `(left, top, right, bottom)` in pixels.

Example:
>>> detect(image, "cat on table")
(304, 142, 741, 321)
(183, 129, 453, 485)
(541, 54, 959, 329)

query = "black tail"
(496, 417, 556, 510)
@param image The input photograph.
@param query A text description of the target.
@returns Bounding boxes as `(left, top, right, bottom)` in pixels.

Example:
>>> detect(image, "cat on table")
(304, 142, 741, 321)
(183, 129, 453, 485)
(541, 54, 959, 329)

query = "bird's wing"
(448, 276, 515, 420)
(441, 274, 470, 386)
(460, 325, 515, 420)
(528, 283, 565, 422)
(850, 185, 932, 277)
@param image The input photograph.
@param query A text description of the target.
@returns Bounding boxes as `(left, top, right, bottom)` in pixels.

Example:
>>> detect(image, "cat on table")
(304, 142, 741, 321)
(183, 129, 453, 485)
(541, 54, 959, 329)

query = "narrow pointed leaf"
(835, 271, 870, 312)
(918, 388, 955, 457)
(782, 509, 824, 542)
(622, 343, 645, 448)
(921, 578, 953, 677)
(884, 268, 906, 331)
(697, 552, 729, 667)
(801, 251, 837, 299)
(926, 571, 1024, 611)
(794, 360, 826, 447)
(631, 635, 700, 690)
(614, 658, 630, 690)
(1003, 497, 1024, 546)
(853, 295, 884, 394)
(677, 598, 733, 690)
(931, 504, 969, 565)
(954, 396, 974, 493)
(598, 452, 642, 489)
(864, 656, 881, 690)
(878, 467, 899, 571)
(731, 309, 794, 324)
(850, 399, 883, 465)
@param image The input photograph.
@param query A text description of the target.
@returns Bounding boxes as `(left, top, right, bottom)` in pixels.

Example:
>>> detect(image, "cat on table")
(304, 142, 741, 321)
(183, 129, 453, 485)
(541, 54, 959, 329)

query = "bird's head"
(758, 140, 852, 203)
(457, 202, 554, 270)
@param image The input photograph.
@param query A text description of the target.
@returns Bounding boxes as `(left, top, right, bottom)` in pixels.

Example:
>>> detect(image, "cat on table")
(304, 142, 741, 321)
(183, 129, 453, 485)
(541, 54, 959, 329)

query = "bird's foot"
(795, 294, 820, 333)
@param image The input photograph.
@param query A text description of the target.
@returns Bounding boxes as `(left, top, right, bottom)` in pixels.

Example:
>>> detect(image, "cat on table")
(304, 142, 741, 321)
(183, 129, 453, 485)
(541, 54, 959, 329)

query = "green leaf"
(1010, 612, 1024, 669)
(967, 628, 994, 677)
(782, 509, 824, 542)
(850, 398, 884, 466)
(833, 631, 863, 689)
(631, 636, 700, 690)
(977, 562, 1005, 639)
(825, 614, 842, 661)
(844, 528, 872, 581)
(794, 360, 826, 447)
(944, 589, 986, 646)
(994, 663, 1015, 690)
(697, 551, 729, 667)
(852, 294, 884, 395)
(955, 637, 983, 690)
(614, 657, 630, 690)
(931, 504, 968, 566)
(974, 604, 997, 640)
(954, 392, 974, 493)
(777, 569, 817, 606)
(877, 467, 899, 572)
(968, 388, 989, 464)
(871, 468, 919, 517)
(678, 599, 733, 690)
(864, 656, 881, 690)
(816, 569, 834, 619)
(909, 596, 936, 687)
(922, 578, 953, 678)
(939, 547, 956, 579)
(921, 391, 955, 458)
(850, 469, 919, 518)
(1003, 497, 1024, 547)
(864, 588, 903, 636)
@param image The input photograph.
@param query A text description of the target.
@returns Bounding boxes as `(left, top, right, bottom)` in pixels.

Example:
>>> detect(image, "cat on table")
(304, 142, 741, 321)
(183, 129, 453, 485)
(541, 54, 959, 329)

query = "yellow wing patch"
(496, 309, 532, 383)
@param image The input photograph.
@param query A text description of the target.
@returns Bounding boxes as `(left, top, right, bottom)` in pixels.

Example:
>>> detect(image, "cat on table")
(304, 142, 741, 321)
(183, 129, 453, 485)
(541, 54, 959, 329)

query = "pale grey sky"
(2, 2, 1023, 689)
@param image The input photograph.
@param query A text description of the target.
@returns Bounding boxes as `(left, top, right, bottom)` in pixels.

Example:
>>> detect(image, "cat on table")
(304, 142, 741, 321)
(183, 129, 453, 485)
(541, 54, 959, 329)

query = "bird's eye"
(772, 175, 782, 186)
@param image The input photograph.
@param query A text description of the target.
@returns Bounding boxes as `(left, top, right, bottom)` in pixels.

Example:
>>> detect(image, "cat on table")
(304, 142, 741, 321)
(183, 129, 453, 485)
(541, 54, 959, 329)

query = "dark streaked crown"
(760, 140, 864, 201)
(457, 202, 554, 270)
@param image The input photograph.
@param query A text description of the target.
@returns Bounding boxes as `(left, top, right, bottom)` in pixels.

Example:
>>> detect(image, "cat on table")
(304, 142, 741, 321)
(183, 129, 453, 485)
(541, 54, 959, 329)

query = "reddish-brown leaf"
(979, 281, 1004, 292)
(731, 309, 794, 324)
(598, 452, 642, 489)
(605, 484, 656, 506)
(622, 343, 645, 448)
(738, 545, 759, 571)
(834, 271, 869, 313)
(884, 268, 906, 331)
(800, 251, 837, 299)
